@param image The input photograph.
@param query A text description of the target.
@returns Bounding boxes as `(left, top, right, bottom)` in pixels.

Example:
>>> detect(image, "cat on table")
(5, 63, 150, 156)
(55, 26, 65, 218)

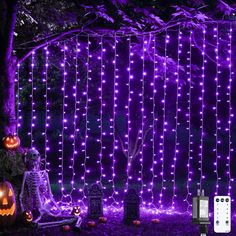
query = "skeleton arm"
(19, 172, 27, 212)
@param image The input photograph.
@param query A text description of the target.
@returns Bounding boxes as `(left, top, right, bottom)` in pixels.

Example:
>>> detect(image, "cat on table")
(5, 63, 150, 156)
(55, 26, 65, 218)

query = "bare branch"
(133, 126, 152, 160)
(118, 134, 126, 157)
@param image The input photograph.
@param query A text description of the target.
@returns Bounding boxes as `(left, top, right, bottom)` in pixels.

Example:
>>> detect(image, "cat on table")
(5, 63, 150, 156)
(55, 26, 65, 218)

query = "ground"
(0, 211, 235, 236)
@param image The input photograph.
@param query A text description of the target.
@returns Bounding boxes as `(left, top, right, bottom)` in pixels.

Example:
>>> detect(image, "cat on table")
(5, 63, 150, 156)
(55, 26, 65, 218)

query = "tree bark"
(0, 57, 17, 140)
(0, 0, 18, 141)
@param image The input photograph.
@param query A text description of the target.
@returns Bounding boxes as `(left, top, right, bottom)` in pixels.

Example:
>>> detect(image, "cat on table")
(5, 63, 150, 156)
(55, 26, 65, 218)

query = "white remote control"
(214, 196, 231, 233)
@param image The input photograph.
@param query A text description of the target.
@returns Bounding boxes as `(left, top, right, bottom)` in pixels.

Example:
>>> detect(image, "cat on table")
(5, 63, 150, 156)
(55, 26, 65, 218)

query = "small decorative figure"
(20, 149, 61, 222)
(123, 189, 140, 224)
(22, 210, 33, 224)
(71, 205, 82, 229)
(0, 180, 17, 227)
(71, 206, 81, 216)
(87, 183, 103, 219)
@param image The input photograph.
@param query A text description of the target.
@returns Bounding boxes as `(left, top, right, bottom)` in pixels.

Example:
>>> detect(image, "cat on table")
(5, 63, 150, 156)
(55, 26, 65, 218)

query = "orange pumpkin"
(71, 206, 81, 216)
(0, 181, 16, 227)
(151, 218, 160, 224)
(133, 220, 141, 226)
(99, 216, 107, 223)
(87, 220, 96, 227)
(2, 134, 20, 150)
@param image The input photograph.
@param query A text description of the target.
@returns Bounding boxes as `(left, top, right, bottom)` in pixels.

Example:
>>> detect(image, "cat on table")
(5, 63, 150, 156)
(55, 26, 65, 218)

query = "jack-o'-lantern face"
(23, 210, 33, 223)
(2, 134, 20, 150)
(72, 206, 81, 216)
(0, 181, 16, 217)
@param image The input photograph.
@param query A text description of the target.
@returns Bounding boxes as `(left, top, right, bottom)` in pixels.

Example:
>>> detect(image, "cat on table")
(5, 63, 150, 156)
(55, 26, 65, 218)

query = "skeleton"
(20, 149, 61, 222)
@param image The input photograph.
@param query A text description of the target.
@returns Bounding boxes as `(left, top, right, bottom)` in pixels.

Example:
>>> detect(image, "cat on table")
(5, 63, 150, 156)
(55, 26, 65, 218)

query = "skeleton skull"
(25, 149, 41, 171)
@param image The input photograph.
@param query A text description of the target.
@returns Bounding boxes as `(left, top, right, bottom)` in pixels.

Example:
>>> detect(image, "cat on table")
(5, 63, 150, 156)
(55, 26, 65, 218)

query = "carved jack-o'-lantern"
(72, 206, 81, 216)
(0, 181, 16, 227)
(22, 210, 33, 224)
(2, 134, 20, 150)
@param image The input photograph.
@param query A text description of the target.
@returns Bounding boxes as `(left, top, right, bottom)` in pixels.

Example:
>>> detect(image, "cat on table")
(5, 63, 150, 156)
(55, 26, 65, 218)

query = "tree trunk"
(0, 0, 18, 142)
(0, 56, 17, 140)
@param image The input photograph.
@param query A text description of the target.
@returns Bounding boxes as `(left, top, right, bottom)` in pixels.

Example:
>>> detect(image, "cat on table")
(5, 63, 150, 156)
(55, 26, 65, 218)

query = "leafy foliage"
(15, 0, 236, 60)
(0, 148, 26, 180)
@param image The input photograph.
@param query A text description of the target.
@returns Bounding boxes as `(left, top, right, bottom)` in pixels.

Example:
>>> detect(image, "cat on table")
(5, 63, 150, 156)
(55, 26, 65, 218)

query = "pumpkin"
(62, 225, 71, 232)
(99, 216, 107, 223)
(151, 218, 160, 224)
(71, 205, 81, 216)
(87, 220, 96, 227)
(133, 220, 141, 226)
(22, 210, 33, 224)
(2, 134, 20, 150)
(0, 181, 16, 227)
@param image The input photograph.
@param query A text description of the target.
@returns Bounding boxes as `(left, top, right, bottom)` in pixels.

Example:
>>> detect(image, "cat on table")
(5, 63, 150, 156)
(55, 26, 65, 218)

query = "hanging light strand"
(171, 28, 182, 209)
(59, 43, 68, 200)
(81, 36, 90, 204)
(98, 36, 104, 188)
(199, 29, 206, 192)
(44, 46, 50, 171)
(15, 63, 21, 135)
(159, 31, 169, 208)
(140, 36, 146, 205)
(29, 52, 35, 148)
(150, 34, 157, 207)
(214, 25, 220, 196)
(227, 24, 233, 197)
(184, 31, 193, 212)
(69, 36, 81, 201)
(125, 36, 132, 193)
(110, 35, 119, 206)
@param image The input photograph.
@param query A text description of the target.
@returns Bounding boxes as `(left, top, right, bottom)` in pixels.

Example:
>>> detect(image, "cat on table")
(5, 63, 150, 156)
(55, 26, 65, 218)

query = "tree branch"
(131, 131, 140, 157)
(18, 28, 84, 64)
(133, 126, 152, 160)
(118, 134, 127, 157)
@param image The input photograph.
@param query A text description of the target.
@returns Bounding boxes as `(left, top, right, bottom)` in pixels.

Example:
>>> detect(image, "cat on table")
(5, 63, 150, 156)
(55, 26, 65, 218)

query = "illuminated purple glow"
(16, 25, 235, 212)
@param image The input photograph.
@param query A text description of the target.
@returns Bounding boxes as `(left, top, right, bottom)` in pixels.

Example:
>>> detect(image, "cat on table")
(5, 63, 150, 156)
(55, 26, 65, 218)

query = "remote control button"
(216, 198, 219, 202)
(226, 198, 229, 202)
(226, 221, 229, 224)
(221, 198, 224, 202)
(216, 220, 219, 225)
